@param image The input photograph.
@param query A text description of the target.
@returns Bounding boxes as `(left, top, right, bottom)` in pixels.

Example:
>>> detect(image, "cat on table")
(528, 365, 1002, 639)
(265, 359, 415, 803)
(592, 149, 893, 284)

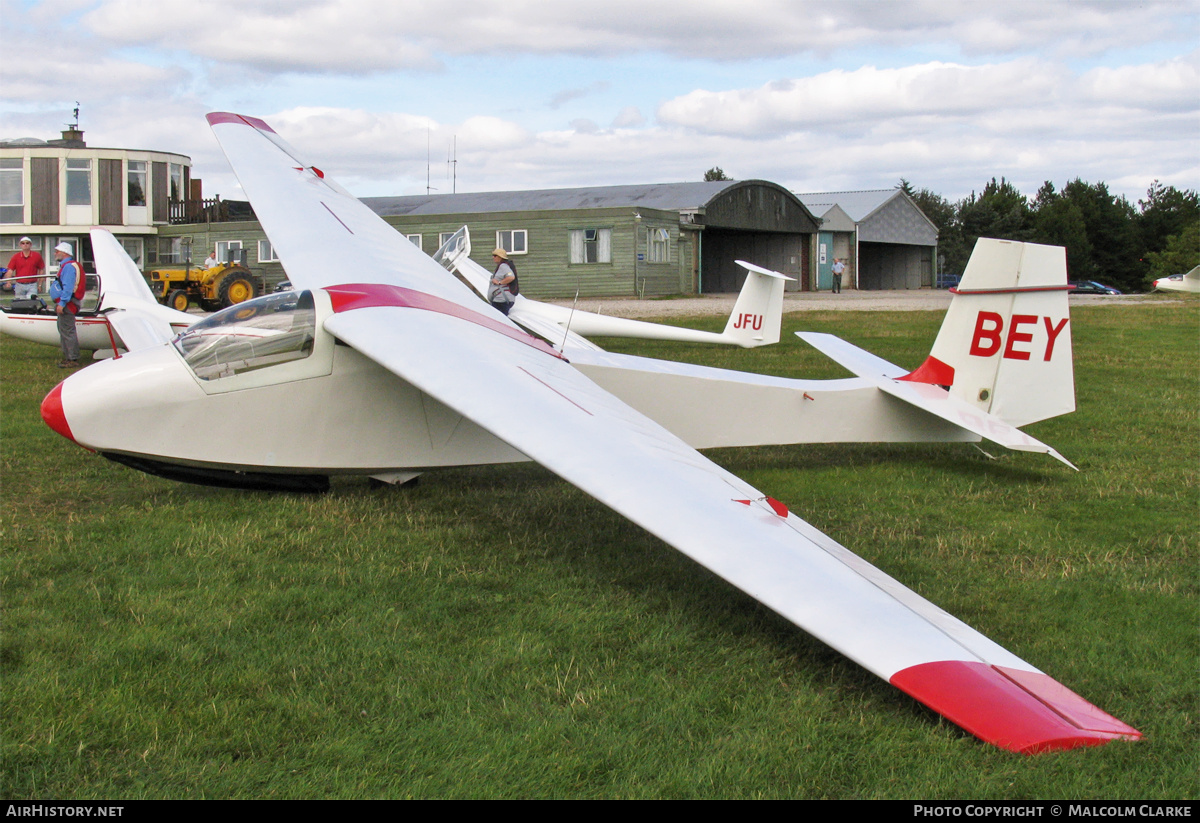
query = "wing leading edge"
(209, 112, 1139, 753)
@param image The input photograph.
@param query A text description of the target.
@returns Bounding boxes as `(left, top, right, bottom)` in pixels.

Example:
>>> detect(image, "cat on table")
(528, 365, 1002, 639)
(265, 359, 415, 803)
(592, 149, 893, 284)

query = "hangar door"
(858, 242, 933, 290)
(701, 229, 807, 292)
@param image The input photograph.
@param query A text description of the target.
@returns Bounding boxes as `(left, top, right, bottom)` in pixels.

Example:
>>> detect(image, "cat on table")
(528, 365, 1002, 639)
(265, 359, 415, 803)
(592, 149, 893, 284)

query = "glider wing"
(209, 112, 1137, 753)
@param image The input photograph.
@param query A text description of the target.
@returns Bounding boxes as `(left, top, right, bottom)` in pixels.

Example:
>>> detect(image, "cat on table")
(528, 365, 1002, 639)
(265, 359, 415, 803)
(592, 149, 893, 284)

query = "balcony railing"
(170, 197, 257, 225)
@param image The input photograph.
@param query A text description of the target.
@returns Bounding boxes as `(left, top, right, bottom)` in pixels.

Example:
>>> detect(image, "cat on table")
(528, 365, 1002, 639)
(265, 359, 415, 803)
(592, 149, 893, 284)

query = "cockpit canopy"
(173, 291, 316, 381)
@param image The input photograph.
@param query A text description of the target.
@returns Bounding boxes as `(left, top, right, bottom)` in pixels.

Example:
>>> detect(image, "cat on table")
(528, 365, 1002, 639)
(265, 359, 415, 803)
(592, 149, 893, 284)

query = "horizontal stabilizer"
(798, 332, 1076, 468)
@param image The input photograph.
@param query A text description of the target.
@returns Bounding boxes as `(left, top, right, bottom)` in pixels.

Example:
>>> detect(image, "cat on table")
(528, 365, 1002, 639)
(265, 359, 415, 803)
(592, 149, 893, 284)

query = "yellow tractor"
(148, 262, 260, 312)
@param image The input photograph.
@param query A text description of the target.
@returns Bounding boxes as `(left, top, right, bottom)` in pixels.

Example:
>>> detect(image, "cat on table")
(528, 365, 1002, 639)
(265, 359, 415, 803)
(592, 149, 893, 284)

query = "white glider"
(433, 226, 792, 352)
(0, 229, 194, 357)
(41, 113, 1139, 753)
(1153, 266, 1199, 293)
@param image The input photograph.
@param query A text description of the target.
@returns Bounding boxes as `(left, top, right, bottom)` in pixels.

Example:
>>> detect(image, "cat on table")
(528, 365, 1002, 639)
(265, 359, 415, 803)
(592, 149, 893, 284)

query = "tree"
(1146, 221, 1199, 282)
(1032, 181, 1094, 280)
(1139, 181, 1199, 259)
(703, 166, 730, 182)
(957, 178, 1035, 258)
(1059, 179, 1142, 292)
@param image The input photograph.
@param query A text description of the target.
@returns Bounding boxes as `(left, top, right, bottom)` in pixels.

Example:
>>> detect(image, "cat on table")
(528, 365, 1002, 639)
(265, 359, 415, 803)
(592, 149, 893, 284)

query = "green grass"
(2, 302, 1196, 799)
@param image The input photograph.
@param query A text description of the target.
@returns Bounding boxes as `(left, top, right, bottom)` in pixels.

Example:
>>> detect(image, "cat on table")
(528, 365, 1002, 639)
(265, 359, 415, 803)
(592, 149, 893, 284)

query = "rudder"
(902, 239, 1074, 428)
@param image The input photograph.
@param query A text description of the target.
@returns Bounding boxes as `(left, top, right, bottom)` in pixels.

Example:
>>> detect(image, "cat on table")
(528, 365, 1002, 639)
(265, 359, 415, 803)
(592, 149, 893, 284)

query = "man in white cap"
(49, 242, 84, 368)
(5, 237, 45, 299)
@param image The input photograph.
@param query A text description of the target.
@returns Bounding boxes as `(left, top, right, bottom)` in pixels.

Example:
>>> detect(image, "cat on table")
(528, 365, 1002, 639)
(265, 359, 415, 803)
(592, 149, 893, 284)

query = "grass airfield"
(1, 301, 1196, 799)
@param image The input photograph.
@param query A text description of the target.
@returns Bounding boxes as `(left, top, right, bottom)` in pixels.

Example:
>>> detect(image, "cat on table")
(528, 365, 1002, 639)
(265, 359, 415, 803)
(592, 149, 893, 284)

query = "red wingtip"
(206, 112, 277, 132)
(41, 382, 75, 443)
(891, 660, 1141, 754)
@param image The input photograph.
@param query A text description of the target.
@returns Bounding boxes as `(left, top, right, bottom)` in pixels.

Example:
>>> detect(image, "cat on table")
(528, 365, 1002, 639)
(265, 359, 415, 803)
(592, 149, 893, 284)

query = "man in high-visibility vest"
(50, 242, 86, 368)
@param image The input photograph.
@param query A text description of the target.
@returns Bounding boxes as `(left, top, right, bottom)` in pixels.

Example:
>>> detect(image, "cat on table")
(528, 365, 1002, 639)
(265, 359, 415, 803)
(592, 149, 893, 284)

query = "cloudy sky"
(2, 0, 1196, 205)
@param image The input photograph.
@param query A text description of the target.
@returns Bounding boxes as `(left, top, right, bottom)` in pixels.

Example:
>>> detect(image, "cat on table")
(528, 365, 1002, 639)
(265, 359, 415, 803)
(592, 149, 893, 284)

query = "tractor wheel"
(217, 268, 257, 308)
(167, 289, 190, 312)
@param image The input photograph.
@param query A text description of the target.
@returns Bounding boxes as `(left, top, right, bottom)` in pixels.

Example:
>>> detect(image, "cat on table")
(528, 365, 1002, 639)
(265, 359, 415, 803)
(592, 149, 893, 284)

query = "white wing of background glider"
(797, 331, 1077, 469)
(208, 112, 1139, 753)
(434, 225, 790, 350)
(90, 228, 194, 352)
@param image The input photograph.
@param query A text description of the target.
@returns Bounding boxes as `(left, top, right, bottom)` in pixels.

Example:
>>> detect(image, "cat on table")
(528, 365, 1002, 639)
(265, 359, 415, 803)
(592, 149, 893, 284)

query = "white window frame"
(66, 158, 91, 206)
(169, 163, 184, 202)
(127, 160, 147, 207)
(406, 234, 422, 250)
(569, 228, 612, 264)
(496, 229, 527, 255)
(646, 227, 670, 263)
(439, 231, 458, 248)
(216, 240, 243, 265)
(0, 158, 23, 224)
(119, 238, 144, 268)
(258, 238, 279, 262)
(150, 236, 182, 266)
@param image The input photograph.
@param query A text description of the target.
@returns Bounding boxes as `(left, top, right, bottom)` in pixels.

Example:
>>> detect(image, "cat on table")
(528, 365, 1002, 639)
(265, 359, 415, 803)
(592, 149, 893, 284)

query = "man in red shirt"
(6, 237, 45, 299)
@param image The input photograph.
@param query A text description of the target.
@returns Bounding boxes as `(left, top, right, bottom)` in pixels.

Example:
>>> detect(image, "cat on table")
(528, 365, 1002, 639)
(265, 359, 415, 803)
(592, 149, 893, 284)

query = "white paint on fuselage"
(0, 309, 191, 355)
(57, 324, 972, 477)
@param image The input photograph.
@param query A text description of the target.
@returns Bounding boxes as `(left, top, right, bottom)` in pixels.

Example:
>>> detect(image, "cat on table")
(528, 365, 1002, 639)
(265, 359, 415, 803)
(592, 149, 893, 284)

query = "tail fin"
(721, 260, 793, 347)
(901, 239, 1074, 428)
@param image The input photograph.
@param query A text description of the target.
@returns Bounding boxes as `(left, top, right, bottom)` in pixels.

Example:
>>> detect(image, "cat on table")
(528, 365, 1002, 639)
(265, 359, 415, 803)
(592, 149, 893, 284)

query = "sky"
(1, 0, 1197, 206)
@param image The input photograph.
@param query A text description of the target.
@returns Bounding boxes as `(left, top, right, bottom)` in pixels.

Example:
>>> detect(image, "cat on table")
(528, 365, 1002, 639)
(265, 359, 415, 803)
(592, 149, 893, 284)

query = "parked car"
(1069, 280, 1122, 295)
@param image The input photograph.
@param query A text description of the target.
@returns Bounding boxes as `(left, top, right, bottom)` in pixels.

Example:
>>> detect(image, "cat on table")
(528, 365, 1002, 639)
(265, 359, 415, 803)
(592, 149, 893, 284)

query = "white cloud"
(656, 60, 1065, 137)
(71, 0, 1198, 75)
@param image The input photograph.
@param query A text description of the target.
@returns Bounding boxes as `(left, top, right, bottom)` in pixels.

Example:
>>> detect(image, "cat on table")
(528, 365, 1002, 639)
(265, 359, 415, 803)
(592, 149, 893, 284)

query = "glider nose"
(41, 381, 76, 443)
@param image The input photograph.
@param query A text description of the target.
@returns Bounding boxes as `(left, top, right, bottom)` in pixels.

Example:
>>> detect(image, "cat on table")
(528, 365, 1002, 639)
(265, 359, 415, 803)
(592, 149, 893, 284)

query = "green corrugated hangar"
(360, 180, 819, 298)
(156, 182, 941, 297)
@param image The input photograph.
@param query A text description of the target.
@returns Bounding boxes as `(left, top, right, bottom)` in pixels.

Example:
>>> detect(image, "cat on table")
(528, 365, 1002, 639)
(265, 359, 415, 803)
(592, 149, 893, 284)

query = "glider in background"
(433, 225, 791, 352)
(0, 229, 193, 357)
(40, 113, 1139, 753)
(1153, 266, 1199, 293)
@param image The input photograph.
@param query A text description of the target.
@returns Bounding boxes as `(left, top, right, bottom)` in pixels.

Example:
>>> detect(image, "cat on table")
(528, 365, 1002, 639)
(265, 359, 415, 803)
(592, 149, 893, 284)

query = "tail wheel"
(167, 289, 190, 312)
(217, 268, 256, 308)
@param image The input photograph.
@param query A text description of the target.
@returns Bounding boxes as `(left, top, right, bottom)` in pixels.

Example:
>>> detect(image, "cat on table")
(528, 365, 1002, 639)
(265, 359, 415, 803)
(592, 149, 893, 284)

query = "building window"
(496, 229, 527, 255)
(169, 163, 184, 202)
(119, 238, 144, 268)
(569, 228, 611, 264)
(0, 158, 22, 223)
(216, 240, 243, 265)
(438, 231, 458, 248)
(258, 239, 279, 262)
(0, 235, 37, 252)
(66, 159, 91, 206)
(647, 227, 670, 263)
(127, 161, 147, 207)
(148, 237, 182, 265)
(406, 234, 422, 250)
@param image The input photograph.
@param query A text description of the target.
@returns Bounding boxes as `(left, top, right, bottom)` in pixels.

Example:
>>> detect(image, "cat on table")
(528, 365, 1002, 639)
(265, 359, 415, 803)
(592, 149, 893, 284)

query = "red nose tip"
(41, 382, 75, 442)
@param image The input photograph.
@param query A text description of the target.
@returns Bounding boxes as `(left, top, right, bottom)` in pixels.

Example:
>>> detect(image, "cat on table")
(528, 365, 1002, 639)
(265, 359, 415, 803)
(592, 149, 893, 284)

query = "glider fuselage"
(44, 287, 972, 488)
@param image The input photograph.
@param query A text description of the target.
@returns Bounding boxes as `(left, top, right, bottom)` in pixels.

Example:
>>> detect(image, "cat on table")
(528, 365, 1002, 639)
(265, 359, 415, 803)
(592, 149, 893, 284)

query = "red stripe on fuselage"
(324, 283, 565, 360)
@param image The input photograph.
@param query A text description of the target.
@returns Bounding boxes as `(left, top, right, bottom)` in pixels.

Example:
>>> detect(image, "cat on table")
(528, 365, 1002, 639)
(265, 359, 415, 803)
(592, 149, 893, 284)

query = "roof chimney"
(58, 126, 86, 147)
